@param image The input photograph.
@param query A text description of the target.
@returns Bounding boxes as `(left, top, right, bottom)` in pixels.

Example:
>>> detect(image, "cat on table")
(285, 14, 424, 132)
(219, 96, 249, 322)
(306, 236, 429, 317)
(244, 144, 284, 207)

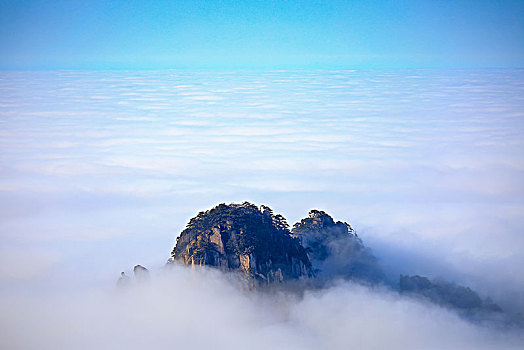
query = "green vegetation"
(171, 202, 311, 281)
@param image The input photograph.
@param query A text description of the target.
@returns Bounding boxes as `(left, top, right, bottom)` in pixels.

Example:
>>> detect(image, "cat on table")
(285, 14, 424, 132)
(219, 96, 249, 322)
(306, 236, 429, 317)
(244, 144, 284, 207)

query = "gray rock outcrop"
(171, 202, 312, 284)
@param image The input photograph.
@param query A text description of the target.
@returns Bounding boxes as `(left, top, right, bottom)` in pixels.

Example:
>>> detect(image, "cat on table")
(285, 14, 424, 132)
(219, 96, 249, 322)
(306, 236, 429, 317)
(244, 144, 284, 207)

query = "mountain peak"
(171, 202, 312, 285)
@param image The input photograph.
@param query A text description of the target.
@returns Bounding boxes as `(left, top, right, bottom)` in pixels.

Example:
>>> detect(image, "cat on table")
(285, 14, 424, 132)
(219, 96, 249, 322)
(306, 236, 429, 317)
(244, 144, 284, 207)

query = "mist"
(1, 265, 522, 350)
(1, 69, 524, 348)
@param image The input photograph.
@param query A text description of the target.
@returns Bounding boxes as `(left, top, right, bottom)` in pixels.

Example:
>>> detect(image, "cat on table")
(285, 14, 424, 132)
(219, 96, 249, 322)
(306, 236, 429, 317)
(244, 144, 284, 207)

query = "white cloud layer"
(1, 267, 522, 350)
(1, 70, 523, 347)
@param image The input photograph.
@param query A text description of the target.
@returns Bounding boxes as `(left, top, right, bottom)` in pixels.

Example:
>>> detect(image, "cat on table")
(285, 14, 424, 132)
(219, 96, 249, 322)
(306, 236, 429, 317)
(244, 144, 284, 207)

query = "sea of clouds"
(2, 266, 523, 349)
(1, 69, 523, 348)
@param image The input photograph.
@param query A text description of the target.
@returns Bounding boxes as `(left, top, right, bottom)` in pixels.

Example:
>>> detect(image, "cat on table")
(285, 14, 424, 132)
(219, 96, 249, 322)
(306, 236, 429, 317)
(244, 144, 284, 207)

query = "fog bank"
(1, 266, 522, 350)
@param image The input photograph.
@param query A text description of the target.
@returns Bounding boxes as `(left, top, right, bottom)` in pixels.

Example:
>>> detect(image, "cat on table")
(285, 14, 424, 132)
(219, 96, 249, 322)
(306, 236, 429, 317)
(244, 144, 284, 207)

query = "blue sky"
(0, 0, 523, 69)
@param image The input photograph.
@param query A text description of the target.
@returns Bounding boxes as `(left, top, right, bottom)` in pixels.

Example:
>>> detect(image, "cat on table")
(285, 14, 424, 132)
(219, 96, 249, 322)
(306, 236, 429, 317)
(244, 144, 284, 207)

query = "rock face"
(292, 210, 384, 284)
(134, 265, 150, 284)
(171, 202, 312, 284)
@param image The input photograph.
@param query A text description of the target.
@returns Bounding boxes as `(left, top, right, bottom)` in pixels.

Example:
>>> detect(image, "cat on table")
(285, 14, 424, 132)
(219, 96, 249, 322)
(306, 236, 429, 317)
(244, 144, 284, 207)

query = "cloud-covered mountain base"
(2, 266, 522, 350)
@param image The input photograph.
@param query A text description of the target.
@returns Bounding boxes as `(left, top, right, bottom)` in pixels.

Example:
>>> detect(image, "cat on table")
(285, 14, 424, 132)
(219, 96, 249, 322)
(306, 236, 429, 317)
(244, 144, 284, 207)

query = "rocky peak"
(171, 202, 312, 285)
(134, 265, 150, 284)
(307, 209, 337, 227)
(292, 210, 358, 261)
(292, 210, 384, 284)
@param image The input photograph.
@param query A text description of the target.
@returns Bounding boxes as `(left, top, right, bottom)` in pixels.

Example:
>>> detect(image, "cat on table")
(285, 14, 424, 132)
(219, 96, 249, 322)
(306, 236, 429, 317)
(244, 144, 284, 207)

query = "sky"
(0, 0, 523, 69)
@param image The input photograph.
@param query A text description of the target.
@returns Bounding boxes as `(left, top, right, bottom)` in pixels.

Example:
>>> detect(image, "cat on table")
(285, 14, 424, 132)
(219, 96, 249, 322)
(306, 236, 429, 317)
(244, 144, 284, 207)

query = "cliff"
(171, 202, 312, 284)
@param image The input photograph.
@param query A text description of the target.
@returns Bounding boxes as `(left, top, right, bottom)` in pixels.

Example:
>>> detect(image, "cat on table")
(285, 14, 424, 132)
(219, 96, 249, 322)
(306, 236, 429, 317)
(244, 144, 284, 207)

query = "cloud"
(1, 69, 523, 348)
(0, 246, 60, 281)
(1, 267, 522, 350)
